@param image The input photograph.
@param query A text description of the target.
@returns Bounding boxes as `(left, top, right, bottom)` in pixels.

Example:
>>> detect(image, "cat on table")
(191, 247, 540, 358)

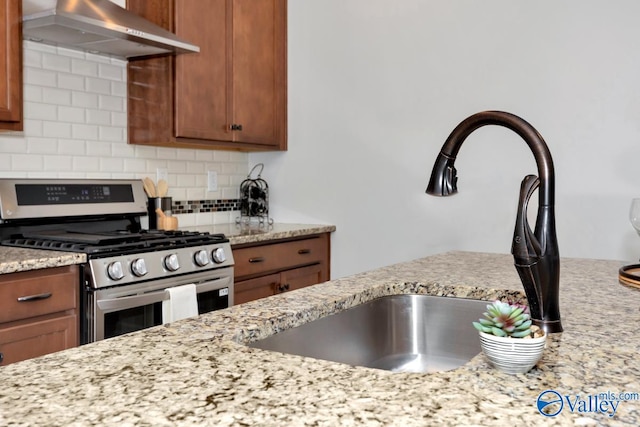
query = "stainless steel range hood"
(22, 0, 200, 59)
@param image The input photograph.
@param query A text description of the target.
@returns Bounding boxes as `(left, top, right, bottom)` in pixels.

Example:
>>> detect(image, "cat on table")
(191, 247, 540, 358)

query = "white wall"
(252, 0, 640, 279)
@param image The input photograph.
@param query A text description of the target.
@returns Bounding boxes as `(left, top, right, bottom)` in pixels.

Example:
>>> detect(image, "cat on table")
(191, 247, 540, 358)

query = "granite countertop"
(0, 246, 85, 275)
(187, 222, 336, 246)
(1, 251, 639, 426)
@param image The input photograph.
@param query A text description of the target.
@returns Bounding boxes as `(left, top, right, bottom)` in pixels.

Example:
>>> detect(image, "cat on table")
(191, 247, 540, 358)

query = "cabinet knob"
(230, 124, 243, 131)
(0, 352, 3, 364)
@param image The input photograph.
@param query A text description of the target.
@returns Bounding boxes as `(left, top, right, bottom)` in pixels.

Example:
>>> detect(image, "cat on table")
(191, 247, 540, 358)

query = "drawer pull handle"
(248, 257, 265, 263)
(298, 249, 311, 255)
(17, 292, 52, 302)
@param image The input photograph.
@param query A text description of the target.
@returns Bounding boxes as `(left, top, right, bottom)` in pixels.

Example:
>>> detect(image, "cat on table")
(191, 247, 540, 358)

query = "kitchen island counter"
(0, 251, 638, 426)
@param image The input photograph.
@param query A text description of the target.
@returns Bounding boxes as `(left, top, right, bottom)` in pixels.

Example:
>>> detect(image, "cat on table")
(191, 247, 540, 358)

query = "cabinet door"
(0, 314, 77, 366)
(231, 0, 287, 147)
(0, 0, 23, 131)
(174, 0, 232, 142)
(234, 273, 280, 305)
(280, 264, 326, 293)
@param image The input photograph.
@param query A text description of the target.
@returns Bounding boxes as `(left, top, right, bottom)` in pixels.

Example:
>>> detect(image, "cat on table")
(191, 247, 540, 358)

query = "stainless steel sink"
(248, 294, 489, 373)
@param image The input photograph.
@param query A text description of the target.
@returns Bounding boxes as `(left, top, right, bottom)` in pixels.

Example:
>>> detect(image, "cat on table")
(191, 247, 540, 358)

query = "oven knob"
(164, 253, 180, 271)
(107, 261, 125, 281)
(194, 249, 209, 267)
(131, 258, 148, 277)
(212, 247, 226, 264)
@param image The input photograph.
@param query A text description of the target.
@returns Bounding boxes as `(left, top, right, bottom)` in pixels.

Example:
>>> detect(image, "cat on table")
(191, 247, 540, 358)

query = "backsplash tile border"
(173, 199, 241, 214)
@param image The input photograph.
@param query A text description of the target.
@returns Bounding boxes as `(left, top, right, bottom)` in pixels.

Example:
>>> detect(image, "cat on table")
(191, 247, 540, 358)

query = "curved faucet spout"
(426, 111, 563, 334)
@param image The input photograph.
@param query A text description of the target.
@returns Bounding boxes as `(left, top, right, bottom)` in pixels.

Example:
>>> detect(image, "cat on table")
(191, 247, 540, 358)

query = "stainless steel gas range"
(0, 178, 234, 344)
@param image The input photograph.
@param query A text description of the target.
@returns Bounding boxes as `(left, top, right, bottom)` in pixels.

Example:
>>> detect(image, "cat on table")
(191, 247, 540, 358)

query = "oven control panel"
(89, 242, 234, 289)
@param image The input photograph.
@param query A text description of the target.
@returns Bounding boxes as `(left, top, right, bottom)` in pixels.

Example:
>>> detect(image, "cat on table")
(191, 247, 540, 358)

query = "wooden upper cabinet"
(127, 0, 287, 151)
(0, 0, 23, 131)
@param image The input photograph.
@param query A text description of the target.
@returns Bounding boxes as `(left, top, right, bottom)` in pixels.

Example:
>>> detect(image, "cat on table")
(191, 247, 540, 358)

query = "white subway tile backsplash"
(99, 157, 124, 172)
(12, 154, 43, 170)
(24, 68, 57, 87)
(86, 141, 112, 157)
(43, 155, 73, 172)
(58, 139, 85, 155)
(42, 121, 72, 138)
(42, 87, 72, 105)
(123, 158, 147, 173)
(0, 154, 10, 170)
(71, 124, 99, 140)
(86, 77, 110, 95)
(24, 85, 42, 102)
(0, 138, 25, 154)
(157, 148, 178, 160)
(111, 81, 126, 97)
(98, 94, 124, 112)
(111, 112, 126, 127)
(99, 126, 124, 141)
(99, 63, 125, 81)
(42, 53, 71, 72)
(58, 106, 85, 123)
(86, 109, 111, 125)
(0, 42, 247, 221)
(57, 73, 85, 91)
(27, 137, 58, 154)
(71, 59, 98, 77)
(23, 49, 42, 68)
(72, 156, 100, 171)
(72, 91, 98, 108)
(24, 102, 56, 120)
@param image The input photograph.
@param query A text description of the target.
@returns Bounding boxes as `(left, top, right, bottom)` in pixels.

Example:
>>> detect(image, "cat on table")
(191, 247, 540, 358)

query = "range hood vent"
(22, 0, 199, 59)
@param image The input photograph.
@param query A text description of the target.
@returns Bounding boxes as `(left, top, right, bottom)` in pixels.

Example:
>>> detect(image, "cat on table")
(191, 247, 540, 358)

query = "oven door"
(86, 268, 233, 343)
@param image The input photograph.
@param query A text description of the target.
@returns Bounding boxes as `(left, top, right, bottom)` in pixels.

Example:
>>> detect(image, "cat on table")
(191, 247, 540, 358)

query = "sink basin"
(249, 294, 489, 373)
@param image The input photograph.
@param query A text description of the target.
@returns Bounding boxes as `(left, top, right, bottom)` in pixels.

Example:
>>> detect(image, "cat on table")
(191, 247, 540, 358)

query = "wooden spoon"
(157, 179, 168, 197)
(143, 177, 156, 198)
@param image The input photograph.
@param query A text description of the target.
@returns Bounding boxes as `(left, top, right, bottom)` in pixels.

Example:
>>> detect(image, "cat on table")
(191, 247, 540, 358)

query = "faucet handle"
(512, 174, 541, 263)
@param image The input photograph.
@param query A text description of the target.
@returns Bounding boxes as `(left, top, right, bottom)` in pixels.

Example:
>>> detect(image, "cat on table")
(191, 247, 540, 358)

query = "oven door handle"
(97, 289, 167, 312)
(96, 275, 233, 312)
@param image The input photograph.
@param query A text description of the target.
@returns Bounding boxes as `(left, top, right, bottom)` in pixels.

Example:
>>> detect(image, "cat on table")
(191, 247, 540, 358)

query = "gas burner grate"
(1, 231, 228, 255)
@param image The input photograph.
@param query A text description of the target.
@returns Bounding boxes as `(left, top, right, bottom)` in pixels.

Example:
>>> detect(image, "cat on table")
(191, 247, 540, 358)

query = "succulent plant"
(473, 300, 532, 338)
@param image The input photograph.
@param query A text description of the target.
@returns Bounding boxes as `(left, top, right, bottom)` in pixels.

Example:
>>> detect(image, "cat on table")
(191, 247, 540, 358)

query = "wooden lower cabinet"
(233, 234, 330, 304)
(0, 265, 79, 366)
(0, 314, 77, 366)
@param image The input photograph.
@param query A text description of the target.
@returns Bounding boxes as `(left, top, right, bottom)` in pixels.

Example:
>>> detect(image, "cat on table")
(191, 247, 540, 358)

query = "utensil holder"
(147, 197, 172, 230)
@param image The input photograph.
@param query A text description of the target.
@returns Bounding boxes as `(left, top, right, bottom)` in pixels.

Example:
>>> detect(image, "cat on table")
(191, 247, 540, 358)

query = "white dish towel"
(162, 283, 199, 323)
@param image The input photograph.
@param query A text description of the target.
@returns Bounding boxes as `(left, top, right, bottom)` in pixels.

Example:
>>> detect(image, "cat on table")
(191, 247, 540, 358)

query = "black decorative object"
(236, 163, 273, 226)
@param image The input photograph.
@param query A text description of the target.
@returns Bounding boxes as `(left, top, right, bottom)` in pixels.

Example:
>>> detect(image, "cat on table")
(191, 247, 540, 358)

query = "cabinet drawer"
(234, 236, 327, 279)
(234, 273, 280, 305)
(0, 266, 78, 323)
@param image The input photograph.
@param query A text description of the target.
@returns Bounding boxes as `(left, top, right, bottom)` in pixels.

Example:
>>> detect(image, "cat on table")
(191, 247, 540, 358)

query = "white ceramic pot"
(478, 331, 546, 374)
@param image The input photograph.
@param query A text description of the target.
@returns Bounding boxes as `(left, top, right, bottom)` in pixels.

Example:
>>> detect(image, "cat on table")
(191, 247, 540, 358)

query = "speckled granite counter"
(0, 246, 85, 274)
(1, 251, 639, 426)
(187, 222, 336, 246)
